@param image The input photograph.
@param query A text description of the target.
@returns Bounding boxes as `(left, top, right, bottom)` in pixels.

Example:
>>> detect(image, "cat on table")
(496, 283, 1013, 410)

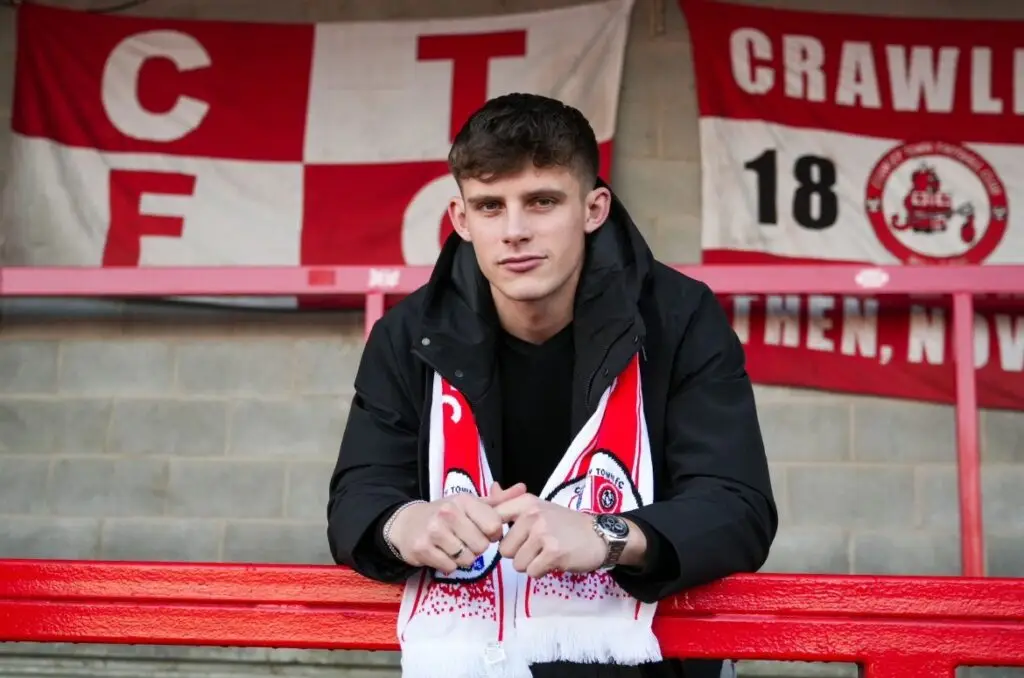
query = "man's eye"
(480, 202, 501, 211)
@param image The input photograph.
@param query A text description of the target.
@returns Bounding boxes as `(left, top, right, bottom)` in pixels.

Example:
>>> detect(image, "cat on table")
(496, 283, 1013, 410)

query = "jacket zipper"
(583, 328, 637, 409)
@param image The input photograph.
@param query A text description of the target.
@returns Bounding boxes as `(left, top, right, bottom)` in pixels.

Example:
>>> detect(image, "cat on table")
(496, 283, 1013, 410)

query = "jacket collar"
(413, 179, 653, 405)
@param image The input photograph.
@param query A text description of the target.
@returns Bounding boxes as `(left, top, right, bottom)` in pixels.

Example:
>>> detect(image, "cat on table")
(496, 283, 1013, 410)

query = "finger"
(421, 547, 460, 575)
(428, 516, 473, 567)
(447, 509, 492, 555)
(493, 494, 537, 523)
(484, 482, 527, 506)
(512, 533, 544, 574)
(462, 500, 504, 542)
(441, 534, 478, 569)
(526, 548, 558, 579)
(498, 514, 534, 559)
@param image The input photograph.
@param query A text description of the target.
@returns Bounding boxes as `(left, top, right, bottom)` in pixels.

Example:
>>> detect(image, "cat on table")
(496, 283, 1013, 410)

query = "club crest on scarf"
(545, 450, 641, 515)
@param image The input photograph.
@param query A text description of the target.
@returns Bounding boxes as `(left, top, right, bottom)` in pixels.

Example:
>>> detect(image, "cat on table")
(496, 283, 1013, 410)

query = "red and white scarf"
(396, 354, 660, 678)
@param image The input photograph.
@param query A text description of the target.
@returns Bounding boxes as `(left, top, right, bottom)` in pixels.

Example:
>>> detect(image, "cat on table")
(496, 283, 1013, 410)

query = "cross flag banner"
(2, 0, 633, 305)
(681, 0, 1024, 411)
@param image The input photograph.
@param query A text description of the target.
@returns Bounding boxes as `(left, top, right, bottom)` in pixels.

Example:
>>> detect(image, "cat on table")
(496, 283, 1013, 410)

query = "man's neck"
(492, 274, 579, 345)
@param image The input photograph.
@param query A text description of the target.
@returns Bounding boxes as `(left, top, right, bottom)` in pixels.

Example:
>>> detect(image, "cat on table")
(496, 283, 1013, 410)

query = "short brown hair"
(448, 93, 600, 189)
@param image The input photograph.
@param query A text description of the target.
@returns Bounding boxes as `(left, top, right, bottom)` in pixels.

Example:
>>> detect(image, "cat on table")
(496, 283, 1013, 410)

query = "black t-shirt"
(497, 323, 576, 494)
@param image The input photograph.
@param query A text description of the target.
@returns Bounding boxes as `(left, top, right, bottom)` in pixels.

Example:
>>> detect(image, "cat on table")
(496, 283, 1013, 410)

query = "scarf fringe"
(399, 640, 533, 678)
(514, 617, 663, 666)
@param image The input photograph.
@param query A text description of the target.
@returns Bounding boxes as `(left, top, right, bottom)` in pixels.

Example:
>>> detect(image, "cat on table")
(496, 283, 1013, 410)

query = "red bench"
(1, 560, 1022, 677)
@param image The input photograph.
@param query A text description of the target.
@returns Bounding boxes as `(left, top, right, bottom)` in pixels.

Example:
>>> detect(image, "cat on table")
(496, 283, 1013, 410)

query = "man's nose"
(502, 208, 531, 243)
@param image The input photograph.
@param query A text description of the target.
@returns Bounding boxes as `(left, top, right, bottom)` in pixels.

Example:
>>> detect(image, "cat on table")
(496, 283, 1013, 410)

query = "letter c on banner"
(101, 30, 211, 142)
(402, 173, 459, 265)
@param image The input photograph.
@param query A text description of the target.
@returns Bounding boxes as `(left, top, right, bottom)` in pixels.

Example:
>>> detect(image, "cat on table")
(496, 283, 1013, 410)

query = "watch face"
(596, 514, 629, 539)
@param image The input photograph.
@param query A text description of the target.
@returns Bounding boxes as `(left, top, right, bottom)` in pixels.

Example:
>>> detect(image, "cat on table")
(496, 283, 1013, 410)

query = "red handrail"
(0, 560, 1022, 677)
(3, 263, 1024, 576)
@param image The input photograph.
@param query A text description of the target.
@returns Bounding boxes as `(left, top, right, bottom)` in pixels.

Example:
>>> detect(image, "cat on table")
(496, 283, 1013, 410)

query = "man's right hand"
(388, 482, 528, 573)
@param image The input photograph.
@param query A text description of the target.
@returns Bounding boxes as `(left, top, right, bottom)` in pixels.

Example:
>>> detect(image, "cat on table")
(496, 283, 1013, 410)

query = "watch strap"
(593, 515, 629, 570)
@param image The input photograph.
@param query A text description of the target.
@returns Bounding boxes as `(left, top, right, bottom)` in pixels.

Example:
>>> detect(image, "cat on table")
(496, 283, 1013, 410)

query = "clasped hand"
(388, 483, 607, 578)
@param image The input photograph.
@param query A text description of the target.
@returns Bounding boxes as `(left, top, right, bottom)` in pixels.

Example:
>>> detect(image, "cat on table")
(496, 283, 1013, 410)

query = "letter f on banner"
(103, 170, 196, 267)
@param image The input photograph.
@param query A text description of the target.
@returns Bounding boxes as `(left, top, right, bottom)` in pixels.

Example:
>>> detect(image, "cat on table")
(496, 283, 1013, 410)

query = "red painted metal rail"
(3, 263, 1024, 577)
(0, 560, 1022, 677)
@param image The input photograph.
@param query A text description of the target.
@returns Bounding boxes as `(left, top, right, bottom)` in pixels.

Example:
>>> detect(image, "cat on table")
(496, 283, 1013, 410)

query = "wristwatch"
(592, 513, 630, 570)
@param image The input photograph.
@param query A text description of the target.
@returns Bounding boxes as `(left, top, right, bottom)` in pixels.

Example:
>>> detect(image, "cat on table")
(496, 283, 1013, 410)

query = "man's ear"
(583, 185, 612, 234)
(448, 196, 472, 242)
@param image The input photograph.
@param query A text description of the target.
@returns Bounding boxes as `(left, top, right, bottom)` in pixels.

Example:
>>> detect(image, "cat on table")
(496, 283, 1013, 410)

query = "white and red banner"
(1, 1, 633, 303)
(681, 0, 1024, 411)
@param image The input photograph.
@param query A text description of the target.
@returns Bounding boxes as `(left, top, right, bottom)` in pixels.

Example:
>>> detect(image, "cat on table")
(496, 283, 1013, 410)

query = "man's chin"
(493, 282, 553, 304)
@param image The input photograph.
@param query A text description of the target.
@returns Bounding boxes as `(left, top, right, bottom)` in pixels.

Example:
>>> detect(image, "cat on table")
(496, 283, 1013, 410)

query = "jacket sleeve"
(326, 316, 422, 583)
(613, 284, 778, 603)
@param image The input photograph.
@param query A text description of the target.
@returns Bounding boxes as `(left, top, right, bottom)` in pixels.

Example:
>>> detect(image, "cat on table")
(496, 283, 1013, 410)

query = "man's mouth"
(499, 255, 545, 273)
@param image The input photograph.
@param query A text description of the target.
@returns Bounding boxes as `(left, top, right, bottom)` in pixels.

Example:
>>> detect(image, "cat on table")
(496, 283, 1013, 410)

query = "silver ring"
(448, 546, 464, 559)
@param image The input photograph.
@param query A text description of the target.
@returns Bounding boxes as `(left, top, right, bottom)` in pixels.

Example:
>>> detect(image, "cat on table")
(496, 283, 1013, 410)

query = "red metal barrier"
(0, 560, 1022, 677)
(3, 263, 1024, 576)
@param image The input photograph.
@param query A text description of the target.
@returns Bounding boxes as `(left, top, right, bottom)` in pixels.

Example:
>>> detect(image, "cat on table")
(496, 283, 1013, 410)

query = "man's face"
(448, 165, 611, 307)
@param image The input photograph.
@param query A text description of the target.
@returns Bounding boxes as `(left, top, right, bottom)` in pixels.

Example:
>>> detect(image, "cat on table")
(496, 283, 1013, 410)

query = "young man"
(327, 94, 777, 678)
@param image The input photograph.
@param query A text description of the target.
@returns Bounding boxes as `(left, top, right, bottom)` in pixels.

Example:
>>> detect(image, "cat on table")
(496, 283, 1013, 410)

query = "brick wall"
(0, 0, 1022, 676)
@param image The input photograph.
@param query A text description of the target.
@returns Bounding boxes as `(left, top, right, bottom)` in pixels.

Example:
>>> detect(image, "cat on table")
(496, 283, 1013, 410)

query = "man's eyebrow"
(466, 189, 568, 206)
(523, 189, 567, 201)
(466, 194, 502, 207)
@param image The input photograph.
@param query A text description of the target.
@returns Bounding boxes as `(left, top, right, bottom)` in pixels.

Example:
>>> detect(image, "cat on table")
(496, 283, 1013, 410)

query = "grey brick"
(851, 530, 961, 575)
(759, 403, 851, 462)
(787, 465, 915, 528)
(613, 157, 699, 233)
(760, 528, 849, 574)
(286, 461, 334, 520)
(983, 410, 1024, 463)
(109, 398, 228, 456)
(0, 518, 101, 559)
(48, 458, 168, 517)
(738, 662, 854, 678)
(853, 401, 956, 463)
(60, 340, 175, 395)
(294, 338, 361, 394)
(176, 340, 295, 395)
(988, 534, 1024, 577)
(0, 341, 58, 393)
(229, 397, 348, 458)
(980, 466, 1024, 532)
(0, 398, 110, 455)
(918, 466, 1024, 532)
(652, 213, 702, 266)
(166, 459, 284, 518)
(223, 521, 332, 564)
(102, 519, 223, 562)
(0, 457, 49, 514)
(614, 94, 658, 160)
(961, 668, 1024, 678)
(916, 466, 960, 531)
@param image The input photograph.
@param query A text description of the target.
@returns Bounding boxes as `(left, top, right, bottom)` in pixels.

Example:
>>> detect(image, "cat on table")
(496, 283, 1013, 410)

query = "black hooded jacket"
(327, 183, 778, 678)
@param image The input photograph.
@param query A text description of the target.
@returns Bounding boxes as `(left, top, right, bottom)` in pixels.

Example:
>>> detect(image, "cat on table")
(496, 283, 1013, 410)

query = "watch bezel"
(595, 513, 629, 539)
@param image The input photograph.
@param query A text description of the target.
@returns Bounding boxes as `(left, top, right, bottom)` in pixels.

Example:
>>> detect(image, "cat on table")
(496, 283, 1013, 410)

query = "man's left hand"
(494, 494, 606, 578)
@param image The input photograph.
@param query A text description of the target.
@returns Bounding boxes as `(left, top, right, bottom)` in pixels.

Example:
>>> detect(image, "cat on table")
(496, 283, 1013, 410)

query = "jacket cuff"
(610, 510, 681, 601)
(329, 493, 419, 583)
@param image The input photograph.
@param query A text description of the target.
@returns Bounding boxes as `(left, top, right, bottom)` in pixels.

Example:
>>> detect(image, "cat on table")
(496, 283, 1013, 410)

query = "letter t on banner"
(417, 31, 527, 141)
